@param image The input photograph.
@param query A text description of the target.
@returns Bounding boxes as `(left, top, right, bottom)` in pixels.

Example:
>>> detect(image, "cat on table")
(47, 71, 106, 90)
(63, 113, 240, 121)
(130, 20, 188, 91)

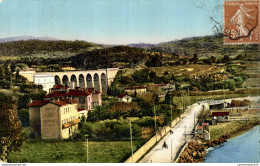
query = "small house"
(118, 94, 132, 103)
(124, 86, 146, 95)
(203, 130, 210, 141)
(196, 126, 203, 134)
(202, 122, 209, 131)
(212, 111, 229, 123)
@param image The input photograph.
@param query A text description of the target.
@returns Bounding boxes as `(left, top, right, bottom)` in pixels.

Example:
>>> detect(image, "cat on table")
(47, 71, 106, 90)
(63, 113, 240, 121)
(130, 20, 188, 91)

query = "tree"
(0, 67, 5, 80)
(10, 63, 16, 73)
(17, 109, 29, 127)
(191, 53, 199, 63)
(0, 91, 24, 162)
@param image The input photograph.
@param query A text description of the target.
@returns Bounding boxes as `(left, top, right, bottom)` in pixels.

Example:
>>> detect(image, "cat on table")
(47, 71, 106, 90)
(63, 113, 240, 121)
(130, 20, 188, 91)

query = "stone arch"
(70, 75, 77, 87)
(79, 74, 85, 89)
(86, 74, 93, 88)
(94, 73, 100, 91)
(101, 73, 107, 94)
(55, 75, 61, 85)
(62, 75, 69, 86)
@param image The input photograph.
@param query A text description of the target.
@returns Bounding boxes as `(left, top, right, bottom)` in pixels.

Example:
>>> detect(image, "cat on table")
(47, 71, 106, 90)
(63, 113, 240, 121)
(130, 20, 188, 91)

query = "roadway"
(139, 96, 260, 163)
(139, 103, 203, 163)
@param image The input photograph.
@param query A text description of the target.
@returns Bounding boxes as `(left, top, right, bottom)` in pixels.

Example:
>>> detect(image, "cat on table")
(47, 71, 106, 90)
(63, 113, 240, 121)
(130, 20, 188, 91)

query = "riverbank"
(177, 109, 259, 163)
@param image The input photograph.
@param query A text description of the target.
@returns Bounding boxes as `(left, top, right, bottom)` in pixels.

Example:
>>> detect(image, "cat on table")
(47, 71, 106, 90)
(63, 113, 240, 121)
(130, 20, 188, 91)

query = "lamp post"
(129, 120, 134, 163)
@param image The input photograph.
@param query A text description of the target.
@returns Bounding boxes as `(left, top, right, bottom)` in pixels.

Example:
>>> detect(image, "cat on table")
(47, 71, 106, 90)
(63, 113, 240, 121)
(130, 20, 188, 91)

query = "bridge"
(20, 68, 119, 92)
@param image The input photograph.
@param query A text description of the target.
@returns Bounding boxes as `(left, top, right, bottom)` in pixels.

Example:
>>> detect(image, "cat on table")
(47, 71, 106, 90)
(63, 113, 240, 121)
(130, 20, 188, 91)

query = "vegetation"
(0, 90, 24, 162)
(7, 139, 145, 163)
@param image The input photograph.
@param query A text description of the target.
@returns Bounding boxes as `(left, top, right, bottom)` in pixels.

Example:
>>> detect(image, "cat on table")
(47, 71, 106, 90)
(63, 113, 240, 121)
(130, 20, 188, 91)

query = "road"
(139, 103, 203, 163)
(139, 96, 260, 163)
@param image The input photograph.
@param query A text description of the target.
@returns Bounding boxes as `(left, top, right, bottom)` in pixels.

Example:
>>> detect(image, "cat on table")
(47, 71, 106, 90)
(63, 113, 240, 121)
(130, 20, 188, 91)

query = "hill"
(70, 46, 162, 69)
(0, 36, 59, 43)
(0, 40, 101, 57)
(151, 35, 259, 60)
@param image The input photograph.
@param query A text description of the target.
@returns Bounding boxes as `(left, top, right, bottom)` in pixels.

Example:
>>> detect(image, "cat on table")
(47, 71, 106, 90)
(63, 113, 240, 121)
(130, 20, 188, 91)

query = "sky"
(0, 0, 223, 45)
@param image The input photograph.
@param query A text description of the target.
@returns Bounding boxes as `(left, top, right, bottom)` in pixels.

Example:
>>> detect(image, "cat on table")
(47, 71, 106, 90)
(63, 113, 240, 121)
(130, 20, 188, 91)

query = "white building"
(33, 74, 55, 92)
(118, 94, 132, 102)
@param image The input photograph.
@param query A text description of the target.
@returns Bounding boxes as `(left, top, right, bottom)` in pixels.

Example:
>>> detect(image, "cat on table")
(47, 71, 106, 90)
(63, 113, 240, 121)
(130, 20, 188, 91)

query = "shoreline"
(177, 121, 259, 163)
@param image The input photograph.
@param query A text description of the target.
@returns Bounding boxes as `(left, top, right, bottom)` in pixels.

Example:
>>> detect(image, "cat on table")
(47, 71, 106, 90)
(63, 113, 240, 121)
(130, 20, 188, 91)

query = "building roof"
(51, 84, 69, 90)
(86, 88, 101, 94)
(118, 94, 130, 98)
(202, 123, 209, 126)
(28, 99, 77, 107)
(149, 84, 167, 87)
(125, 86, 146, 90)
(27, 100, 50, 107)
(44, 89, 91, 98)
(197, 126, 203, 130)
(212, 111, 229, 116)
(77, 107, 86, 112)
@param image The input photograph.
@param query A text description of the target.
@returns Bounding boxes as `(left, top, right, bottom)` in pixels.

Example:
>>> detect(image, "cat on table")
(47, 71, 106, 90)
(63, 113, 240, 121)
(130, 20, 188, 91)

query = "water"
(204, 125, 259, 163)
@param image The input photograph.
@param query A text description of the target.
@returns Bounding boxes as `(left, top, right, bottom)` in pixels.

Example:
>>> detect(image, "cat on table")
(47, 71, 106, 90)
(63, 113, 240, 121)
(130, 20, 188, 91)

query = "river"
(204, 125, 259, 163)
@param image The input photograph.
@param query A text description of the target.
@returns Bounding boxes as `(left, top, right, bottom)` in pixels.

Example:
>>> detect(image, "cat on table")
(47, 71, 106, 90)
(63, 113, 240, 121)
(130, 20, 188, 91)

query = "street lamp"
(129, 119, 134, 163)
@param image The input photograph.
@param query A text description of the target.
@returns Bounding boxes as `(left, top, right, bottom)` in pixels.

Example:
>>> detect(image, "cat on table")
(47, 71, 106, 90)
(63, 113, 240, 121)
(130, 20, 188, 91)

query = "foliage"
(0, 91, 24, 162)
(7, 139, 145, 163)
(17, 109, 29, 127)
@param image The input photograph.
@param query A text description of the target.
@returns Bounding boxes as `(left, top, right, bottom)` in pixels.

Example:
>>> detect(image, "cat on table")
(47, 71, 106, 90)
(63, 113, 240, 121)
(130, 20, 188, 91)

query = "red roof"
(52, 84, 69, 90)
(197, 126, 203, 130)
(212, 112, 229, 116)
(202, 123, 209, 126)
(44, 89, 91, 98)
(118, 94, 127, 98)
(125, 86, 146, 90)
(86, 88, 101, 94)
(77, 107, 85, 112)
(28, 99, 77, 107)
(27, 100, 49, 107)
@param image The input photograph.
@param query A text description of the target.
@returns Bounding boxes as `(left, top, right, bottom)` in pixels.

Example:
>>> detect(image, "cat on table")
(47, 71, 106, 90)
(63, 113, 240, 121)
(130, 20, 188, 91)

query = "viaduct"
(20, 68, 119, 93)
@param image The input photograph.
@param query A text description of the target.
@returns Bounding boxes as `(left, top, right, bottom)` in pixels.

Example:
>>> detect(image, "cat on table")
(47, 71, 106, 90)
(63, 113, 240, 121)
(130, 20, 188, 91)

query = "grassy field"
(7, 139, 145, 163)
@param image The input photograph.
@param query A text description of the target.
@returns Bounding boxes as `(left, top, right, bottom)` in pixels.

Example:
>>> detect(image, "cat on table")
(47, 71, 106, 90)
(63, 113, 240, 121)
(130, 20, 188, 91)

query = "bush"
(80, 122, 94, 138)
(0, 80, 11, 89)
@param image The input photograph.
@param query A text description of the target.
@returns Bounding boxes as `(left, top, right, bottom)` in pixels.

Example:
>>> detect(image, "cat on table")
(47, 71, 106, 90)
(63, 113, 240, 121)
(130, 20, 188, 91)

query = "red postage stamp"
(224, 0, 259, 44)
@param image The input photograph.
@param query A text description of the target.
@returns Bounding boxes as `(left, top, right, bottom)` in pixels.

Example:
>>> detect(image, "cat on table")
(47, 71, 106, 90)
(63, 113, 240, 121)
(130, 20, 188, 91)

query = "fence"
(124, 115, 184, 163)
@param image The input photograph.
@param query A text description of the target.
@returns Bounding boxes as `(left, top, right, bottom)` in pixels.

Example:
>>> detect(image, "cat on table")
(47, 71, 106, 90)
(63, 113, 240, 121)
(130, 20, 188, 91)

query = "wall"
(60, 103, 78, 139)
(41, 103, 60, 139)
(29, 107, 41, 137)
(124, 115, 183, 163)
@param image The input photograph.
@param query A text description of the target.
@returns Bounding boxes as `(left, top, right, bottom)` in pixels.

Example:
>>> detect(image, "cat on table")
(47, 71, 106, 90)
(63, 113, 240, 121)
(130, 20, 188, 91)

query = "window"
(79, 97, 85, 103)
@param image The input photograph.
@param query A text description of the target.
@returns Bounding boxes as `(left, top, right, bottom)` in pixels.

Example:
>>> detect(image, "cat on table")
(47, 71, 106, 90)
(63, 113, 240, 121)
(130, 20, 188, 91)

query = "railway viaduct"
(20, 68, 119, 92)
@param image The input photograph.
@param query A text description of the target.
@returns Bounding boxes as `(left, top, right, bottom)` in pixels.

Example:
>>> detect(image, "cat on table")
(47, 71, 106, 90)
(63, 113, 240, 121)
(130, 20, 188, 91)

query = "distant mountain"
(0, 36, 59, 43)
(127, 43, 156, 48)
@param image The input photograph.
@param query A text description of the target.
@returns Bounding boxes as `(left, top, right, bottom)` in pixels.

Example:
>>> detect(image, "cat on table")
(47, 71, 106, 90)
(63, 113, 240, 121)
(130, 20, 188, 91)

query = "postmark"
(224, 0, 259, 44)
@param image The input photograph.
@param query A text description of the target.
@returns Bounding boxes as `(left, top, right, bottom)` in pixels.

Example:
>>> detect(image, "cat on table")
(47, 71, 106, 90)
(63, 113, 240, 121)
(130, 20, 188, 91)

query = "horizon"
(0, 0, 223, 45)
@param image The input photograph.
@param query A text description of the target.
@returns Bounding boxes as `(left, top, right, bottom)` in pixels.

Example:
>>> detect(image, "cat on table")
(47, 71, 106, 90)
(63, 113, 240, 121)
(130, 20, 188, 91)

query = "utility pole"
(154, 106, 157, 133)
(171, 138, 173, 162)
(130, 120, 134, 163)
(87, 138, 89, 163)
(223, 85, 225, 108)
(171, 103, 173, 127)
(194, 113, 196, 127)
(185, 125, 187, 143)
(188, 88, 190, 106)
